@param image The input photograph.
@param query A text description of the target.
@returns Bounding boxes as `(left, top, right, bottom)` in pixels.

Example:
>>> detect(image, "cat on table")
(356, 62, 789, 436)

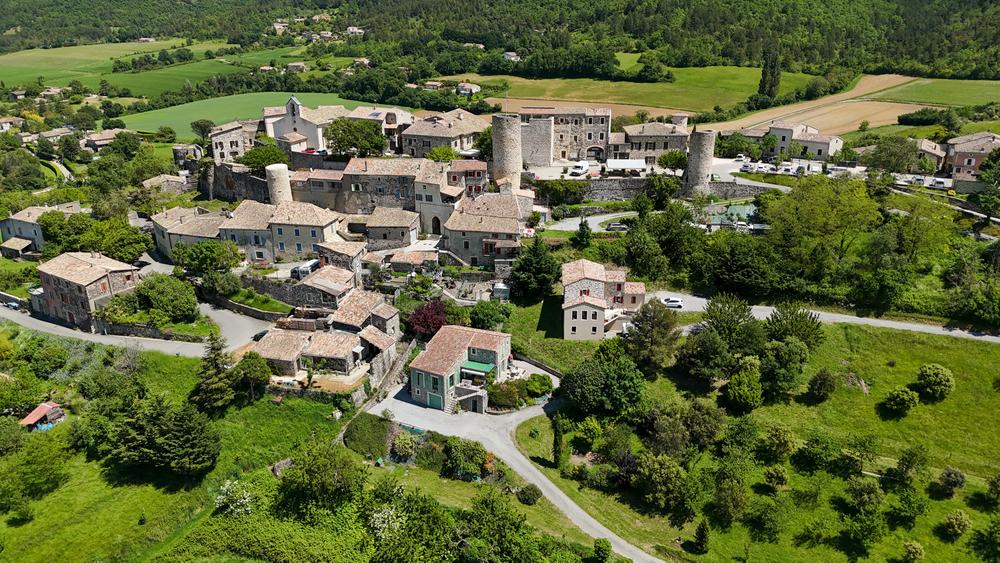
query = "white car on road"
(569, 161, 589, 176)
(659, 296, 684, 308)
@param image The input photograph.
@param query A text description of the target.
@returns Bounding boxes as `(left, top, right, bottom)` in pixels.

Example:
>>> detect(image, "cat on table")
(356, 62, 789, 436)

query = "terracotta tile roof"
(444, 211, 520, 235)
(448, 159, 487, 172)
(278, 132, 308, 143)
(298, 104, 351, 124)
(253, 328, 311, 363)
(561, 259, 607, 286)
(346, 106, 414, 125)
(949, 132, 1000, 151)
(263, 106, 287, 117)
(389, 250, 437, 265)
(441, 184, 465, 197)
(317, 240, 367, 257)
(222, 200, 275, 231)
(562, 295, 608, 309)
(403, 109, 488, 138)
(330, 289, 384, 328)
(210, 121, 244, 135)
(301, 266, 355, 295)
(916, 138, 945, 158)
(168, 213, 226, 239)
(623, 281, 646, 294)
(38, 252, 137, 285)
(84, 128, 131, 143)
(362, 252, 383, 264)
(623, 122, 687, 137)
(518, 106, 611, 116)
(20, 401, 60, 426)
(9, 202, 79, 223)
(444, 192, 523, 235)
(1, 237, 32, 251)
(409, 325, 509, 376)
(303, 331, 359, 359)
(291, 168, 345, 183)
(609, 132, 626, 144)
(366, 207, 419, 228)
(141, 174, 187, 189)
(372, 302, 398, 319)
(269, 201, 341, 227)
(359, 325, 395, 350)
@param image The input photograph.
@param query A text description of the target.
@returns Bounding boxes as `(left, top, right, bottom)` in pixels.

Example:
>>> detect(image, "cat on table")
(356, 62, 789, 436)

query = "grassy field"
(614, 52, 643, 73)
(514, 322, 1000, 561)
(229, 288, 293, 314)
(87, 59, 247, 97)
(842, 118, 1000, 143)
(0, 40, 233, 90)
(122, 92, 395, 140)
(869, 77, 1000, 106)
(503, 297, 599, 375)
(442, 67, 815, 112)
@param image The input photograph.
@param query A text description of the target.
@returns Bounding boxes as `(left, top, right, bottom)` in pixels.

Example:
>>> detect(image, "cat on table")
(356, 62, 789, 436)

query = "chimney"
(457, 112, 463, 120)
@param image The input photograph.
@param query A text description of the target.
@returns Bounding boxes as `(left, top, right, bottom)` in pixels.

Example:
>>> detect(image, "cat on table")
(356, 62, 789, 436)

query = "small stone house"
(365, 207, 419, 250)
(151, 206, 226, 259)
(409, 325, 511, 413)
(561, 259, 645, 341)
(0, 201, 81, 256)
(401, 109, 489, 158)
(34, 252, 140, 332)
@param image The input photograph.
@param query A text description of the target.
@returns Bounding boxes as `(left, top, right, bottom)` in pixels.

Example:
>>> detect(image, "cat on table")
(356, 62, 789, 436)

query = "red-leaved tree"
(408, 299, 447, 339)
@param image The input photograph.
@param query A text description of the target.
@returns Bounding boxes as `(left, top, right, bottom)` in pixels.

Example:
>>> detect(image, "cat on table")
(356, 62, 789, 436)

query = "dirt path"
(700, 74, 919, 132)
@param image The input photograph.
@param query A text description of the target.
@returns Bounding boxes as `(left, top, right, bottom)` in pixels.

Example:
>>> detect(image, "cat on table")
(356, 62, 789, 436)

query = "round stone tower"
(265, 163, 293, 204)
(492, 113, 522, 191)
(684, 129, 716, 196)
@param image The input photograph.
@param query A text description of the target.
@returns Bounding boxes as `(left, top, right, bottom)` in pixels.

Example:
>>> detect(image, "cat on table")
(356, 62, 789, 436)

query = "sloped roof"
(253, 328, 311, 363)
(561, 259, 607, 286)
(301, 266, 355, 295)
(623, 122, 687, 137)
(317, 240, 367, 257)
(20, 401, 60, 426)
(38, 252, 136, 285)
(221, 200, 275, 231)
(359, 325, 395, 350)
(561, 295, 608, 309)
(8, 202, 79, 223)
(269, 201, 341, 227)
(330, 289, 384, 328)
(403, 109, 488, 138)
(366, 207, 419, 228)
(409, 325, 509, 376)
(303, 331, 359, 359)
(1, 237, 32, 251)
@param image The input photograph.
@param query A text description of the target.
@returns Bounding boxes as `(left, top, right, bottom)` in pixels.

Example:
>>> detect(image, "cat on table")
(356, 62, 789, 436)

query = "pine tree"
(693, 518, 710, 554)
(230, 351, 272, 403)
(189, 332, 235, 413)
(570, 218, 592, 248)
(162, 403, 221, 477)
(509, 237, 560, 297)
(110, 394, 172, 469)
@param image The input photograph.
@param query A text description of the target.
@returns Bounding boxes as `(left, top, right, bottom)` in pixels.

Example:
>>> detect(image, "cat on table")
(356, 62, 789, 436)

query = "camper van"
(291, 259, 320, 280)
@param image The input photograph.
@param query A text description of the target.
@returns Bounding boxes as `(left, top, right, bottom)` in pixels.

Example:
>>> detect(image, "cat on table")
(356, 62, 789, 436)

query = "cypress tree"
(693, 518, 710, 554)
(552, 414, 565, 467)
(189, 332, 235, 413)
(163, 403, 221, 477)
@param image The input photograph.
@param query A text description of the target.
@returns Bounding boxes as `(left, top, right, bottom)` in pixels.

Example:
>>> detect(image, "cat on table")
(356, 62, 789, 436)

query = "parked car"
(290, 259, 320, 280)
(909, 176, 925, 186)
(931, 179, 947, 188)
(740, 163, 754, 172)
(735, 154, 747, 162)
(569, 160, 589, 176)
(659, 296, 684, 308)
(4, 302, 20, 310)
(606, 222, 629, 232)
(252, 330, 268, 342)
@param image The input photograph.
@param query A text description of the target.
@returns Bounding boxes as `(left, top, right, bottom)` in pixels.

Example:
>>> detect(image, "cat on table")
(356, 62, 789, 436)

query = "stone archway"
(431, 216, 441, 235)
(586, 146, 605, 160)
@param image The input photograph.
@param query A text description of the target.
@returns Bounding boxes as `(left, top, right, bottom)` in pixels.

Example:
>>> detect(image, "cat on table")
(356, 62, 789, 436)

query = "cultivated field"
(442, 67, 815, 112)
(869, 77, 1000, 106)
(0, 40, 233, 88)
(841, 118, 1000, 143)
(82, 59, 246, 97)
(122, 92, 407, 139)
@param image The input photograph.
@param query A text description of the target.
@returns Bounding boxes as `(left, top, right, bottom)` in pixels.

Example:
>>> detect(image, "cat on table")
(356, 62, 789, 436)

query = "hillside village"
(1, 7, 1000, 563)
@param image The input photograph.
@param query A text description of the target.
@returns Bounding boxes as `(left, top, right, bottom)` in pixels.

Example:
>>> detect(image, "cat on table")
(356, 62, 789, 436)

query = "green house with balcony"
(408, 325, 512, 413)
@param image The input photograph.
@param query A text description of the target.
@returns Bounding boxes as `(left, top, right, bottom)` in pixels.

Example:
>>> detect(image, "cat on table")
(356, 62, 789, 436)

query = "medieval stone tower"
(492, 113, 522, 191)
(684, 129, 715, 196)
(265, 163, 293, 204)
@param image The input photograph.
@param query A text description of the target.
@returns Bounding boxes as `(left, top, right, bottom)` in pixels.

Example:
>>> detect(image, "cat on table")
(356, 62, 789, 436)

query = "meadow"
(442, 66, 815, 112)
(122, 92, 405, 140)
(869, 78, 1000, 106)
(0, 40, 233, 90)
(516, 323, 1000, 561)
(841, 118, 1000, 143)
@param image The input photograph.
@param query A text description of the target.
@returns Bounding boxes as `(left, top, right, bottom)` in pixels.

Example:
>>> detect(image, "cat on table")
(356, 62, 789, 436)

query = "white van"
(569, 161, 589, 176)
(291, 259, 320, 280)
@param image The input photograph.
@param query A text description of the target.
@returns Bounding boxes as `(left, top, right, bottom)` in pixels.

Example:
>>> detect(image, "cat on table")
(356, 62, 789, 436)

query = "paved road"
(548, 211, 636, 232)
(649, 290, 1000, 344)
(369, 385, 662, 563)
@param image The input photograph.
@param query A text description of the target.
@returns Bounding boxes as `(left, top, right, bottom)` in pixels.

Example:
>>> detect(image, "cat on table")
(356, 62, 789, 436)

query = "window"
(276, 227, 283, 235)
(631, 296, 637, 304)
(781, 135, 786, 142)
(432, 377, 439, 392)
(817, 149, 823, 156)
(449, 374, 455, 386)
(452, 175, 458, 182)
(425, 195, 433, 203)
(966, 158, 975, 166)
(587, 133, 593, 141)
(591, 311, 598, 320)
(587, 117, 593, 124)
(571, 326, 577, 334)
(382, 233, 388, 240)
(463, 241, 469, 249)
(278, 242, 285, 251)
(295, 243, 302, 252)
(599, 133, 605, 140)
(616, 283, 622, 291)
(572, 311, 578, 320)
(310, 229, 317, 238)
(600, 117, 606, 124)
(253, 235, 261, 246)
(579, 289, 590, 296)
(592, 326, 597, 334)
(254, 251, 264, 260)
(229, 234, 236, 242)
(415, 194, 423, 201)
(294, 228, 300, 237)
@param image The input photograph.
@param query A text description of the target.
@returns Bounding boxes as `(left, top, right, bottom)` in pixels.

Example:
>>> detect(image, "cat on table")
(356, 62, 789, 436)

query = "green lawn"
(230, 288, 293, 314)
(371, 464, 592, 546)
(122, 92, 403, 141)
(86, 59, 247, 98)
(732, 172, 799, 188)
(227, 46, 306, 67)
(869, 77, 1000, 106)
(842, 119, 1000, 143)
(614, 52, 643, 73)
(441, 67, 815, 112)
(503, 297, 598, 375)
(0, 40, 233, 89)
(0, 346, 340, 562)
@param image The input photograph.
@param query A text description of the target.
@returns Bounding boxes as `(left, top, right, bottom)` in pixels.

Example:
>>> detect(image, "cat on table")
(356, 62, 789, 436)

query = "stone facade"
(684, 130, 715, 195)
(201, 163, 270, 202)
(209, 121, 258, 165)
(35, 253, 140, 332)
(609, 122, 689, 164)
(520, 117, 554, 167)
(518, 107, 611, 161)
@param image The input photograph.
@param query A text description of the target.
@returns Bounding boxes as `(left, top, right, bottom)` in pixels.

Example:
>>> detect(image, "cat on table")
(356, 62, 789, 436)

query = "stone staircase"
(443, 394, 457, 414)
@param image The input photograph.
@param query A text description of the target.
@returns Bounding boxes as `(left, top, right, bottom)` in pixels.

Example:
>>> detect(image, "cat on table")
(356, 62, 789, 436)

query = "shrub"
(583, 464, 616, 490)
(941, 509, 972, 540)
(890, 488, 929, 530)
(846, 476, 885, 514)
(593, 538, 612, 562)
(214, 479, 253, 516)
(806, 369, 838, 402)
(758, 423, 796, 464)
(916, 363, 954, 401)
(882, 386, 919, 415)
(902, 540, 925, 562)
(988, 473, 1000, 505)
(692, 519, 710, 554)
(414, 436, 447, 472)
(392, 432, 416, 459)
(794, 432, 839, 472)
(937, 466, 966, 497)
(517, 484, 542, 506)
(486, 381, 524, 409)
(723, 356, 763, 413)
(764, 466, 788, 491)
(343, 413, 391, 459)
(745, 496, 786, 542)
(576, 416, 603, 452)
(524, 373, 553, 397)
(442, 437, 487, 480)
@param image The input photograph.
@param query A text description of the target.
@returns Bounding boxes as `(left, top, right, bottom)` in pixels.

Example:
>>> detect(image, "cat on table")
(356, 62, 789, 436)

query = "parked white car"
(735, 154, 747, 162)
(659, 296, 684, 308)
(569, 160, 589, 176)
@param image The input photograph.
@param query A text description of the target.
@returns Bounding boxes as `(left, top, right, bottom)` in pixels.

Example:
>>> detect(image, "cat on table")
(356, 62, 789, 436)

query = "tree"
(58, 135, 80, 161)
(172, 240, 241, 275)
(551, 414, 565, 467)
(765, 302, 824, 350)
(462, 486, 541, 562)
(943, 509, 973, 540)
(408, 299, 447, 339)
(0, 416, 24, 456)
(426, 145, 460, 162)
(468, 300, 513, 330)
(676, 328, 733, 383)
(279, 438, 368, 511)
(561, 343, 644, 416)
(85, 152, 129, 193)
(324, 118, 387, 156)
(657, 149, 687, 172)
(703, 293, 765, 356)
(190, 119, 215, 144)
(155, 126, 176, 143)
(915, 363, 954, 402)
(189, 333, 235, 414)
(35, 137, 55, 160)
(861, 136, 920, 173)
(229, 351, 271, 402)
(890, 488, 929, 530)
(902, 540, 925, 562)
(759, 337, 809, 399)
(134, 273, 199, 323)
(882, 386, 919, 416)
(891, 444, 929, 486)
(624, 225, 669, 279)
(634, 452, 686, 512)
(126, 143, 176, 185)
(972, 515, 1000, 563)
(474, 127, 492, 160)
(846, 476, 885, 514)
(971, 185, 1000, 225)
(238, 145, 288, 172)
(843, 509, 887, 551)
(806, 368, 838, 402)
(937, 466, 966, 497)
(162, 403, 220, 477)
(758, 423, 796, 463)
(620, 300, 682, 378)
(508, 237, 559, 298)
(723, 356, 763, 413)
(980, 147, 1000, 188)
(593, 538, 612, 561)
(569, 217, 592, 248)
(682, 401, 724, 451)
(988, 474, 1000, 506)
(105, 132, 141, 160)
(713, 475, 749, 527)
(692, 518, 710, 554)
(758, 44, 781, 99)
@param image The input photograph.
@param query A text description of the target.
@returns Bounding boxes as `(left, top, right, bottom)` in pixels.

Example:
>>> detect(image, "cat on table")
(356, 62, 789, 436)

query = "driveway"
(547, 211, 637, 232)
(369, 386, 662, 563)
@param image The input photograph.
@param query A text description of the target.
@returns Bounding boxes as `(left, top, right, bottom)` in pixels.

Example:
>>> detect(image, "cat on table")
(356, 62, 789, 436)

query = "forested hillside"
(1, 0, 1000, 78)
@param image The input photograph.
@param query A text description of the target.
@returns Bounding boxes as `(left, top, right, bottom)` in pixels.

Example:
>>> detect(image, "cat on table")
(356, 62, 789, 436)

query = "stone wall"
(521, 118, 554, 167)
(584, 177, 648, 201)
(241, 276, 341, 310)
(200, 163, 269, 202)
(494, 259, 514, 280)
(212, 296, 288, 322)
(94, 319, 206, 342)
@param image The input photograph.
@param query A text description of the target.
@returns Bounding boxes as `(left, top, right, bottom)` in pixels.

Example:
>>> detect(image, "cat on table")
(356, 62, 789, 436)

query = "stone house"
(609, 121, 689, 164)
(0, 117, 25, 132)
(345, 106, 415, 153)
(365, 207, 419, 250)
(388, 250, 438, 273)
(34, 252, 140, 332)
(210, 120, 258, 165)
(561, 259, 645, 341)
(316, 241, 366, 283)
(220, 200, 276, 263)
(944, 132, 1000, 181)
(518, 106, 611, 161)
(916, 139, 946, 171)
(409, 325, 511, 412)
(299, 265, 358, 307)
(442, 191, 527, 267)
(82, 128, 133, 152)
(290, 168, 347, 208)
(269, 201, 343, 260)
(172, 143, 204, 168)
(263, 96, 349, 152)
(285, 62, 309, 73)
(39, 127, 74, 144)
(456, 82, 482, 96)
(0, 201, 81, 257)
(401, 109, 489, 158)
(328, 288, 400, 337)
(729, 122, 843, 161)
(150, 206, 226, 260)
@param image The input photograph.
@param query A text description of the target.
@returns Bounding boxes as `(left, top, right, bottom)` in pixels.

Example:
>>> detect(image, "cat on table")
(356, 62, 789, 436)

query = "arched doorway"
(431, 216, 441, 235)
(586, 146, 605, 160)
